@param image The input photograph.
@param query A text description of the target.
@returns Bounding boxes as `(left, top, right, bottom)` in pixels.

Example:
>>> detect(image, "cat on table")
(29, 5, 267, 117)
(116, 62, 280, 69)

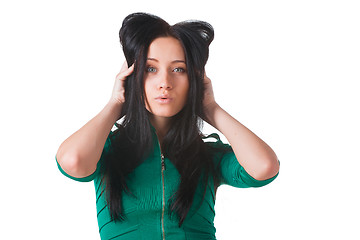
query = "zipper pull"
(161, 154, 166, 170)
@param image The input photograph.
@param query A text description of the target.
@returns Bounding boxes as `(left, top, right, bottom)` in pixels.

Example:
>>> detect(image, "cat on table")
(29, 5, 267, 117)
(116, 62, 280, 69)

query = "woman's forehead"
(147, 37, 185, 63)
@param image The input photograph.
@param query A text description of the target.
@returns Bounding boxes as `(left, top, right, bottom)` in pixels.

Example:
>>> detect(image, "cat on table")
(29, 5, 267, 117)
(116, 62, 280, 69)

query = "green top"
(56, 129, 278, 240)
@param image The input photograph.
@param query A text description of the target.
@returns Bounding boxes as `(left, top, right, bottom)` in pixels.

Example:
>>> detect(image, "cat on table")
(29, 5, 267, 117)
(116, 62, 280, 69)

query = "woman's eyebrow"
(172, 60, 186, 64)
(147, 58, 186, 64)
(147, 58, 158, 62)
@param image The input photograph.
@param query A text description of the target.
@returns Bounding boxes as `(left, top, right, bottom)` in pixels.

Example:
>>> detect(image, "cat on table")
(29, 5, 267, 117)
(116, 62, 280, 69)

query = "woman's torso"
(94, 136, 218, 240)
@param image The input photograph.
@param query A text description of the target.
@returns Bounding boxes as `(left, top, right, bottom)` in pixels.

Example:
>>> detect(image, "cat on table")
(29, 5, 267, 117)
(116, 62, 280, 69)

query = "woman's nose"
(158, 72, 172, 90)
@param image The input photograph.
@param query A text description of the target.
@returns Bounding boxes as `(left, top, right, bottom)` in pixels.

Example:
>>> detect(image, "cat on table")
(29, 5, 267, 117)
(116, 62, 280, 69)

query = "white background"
(1, 0, 359, 239)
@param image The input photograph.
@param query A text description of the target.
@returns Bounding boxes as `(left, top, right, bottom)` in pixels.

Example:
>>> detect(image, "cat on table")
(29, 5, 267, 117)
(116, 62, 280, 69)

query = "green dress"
(56, 129, 278, 240)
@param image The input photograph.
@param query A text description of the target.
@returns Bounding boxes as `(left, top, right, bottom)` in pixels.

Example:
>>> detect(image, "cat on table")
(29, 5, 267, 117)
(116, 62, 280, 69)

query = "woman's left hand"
(203, 72, 218, 117)
(202, 74, 279, 181)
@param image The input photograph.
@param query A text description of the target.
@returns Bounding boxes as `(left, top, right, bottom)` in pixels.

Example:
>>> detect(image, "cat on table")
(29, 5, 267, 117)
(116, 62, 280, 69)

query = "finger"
(204, 70, 210, 80)
(116, 63, 134, 80)
(120, 61, 129, 72)
(203, 74, 211, 84)
(123, 63, 135, 76)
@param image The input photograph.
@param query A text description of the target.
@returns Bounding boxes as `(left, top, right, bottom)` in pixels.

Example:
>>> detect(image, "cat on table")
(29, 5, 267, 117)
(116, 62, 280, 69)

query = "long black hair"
(102, 12, 220, 227)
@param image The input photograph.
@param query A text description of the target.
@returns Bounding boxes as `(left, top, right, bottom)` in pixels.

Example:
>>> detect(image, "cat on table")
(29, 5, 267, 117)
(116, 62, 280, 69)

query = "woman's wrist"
(203, 102, 221, 127)
(105, 99, 124, 123)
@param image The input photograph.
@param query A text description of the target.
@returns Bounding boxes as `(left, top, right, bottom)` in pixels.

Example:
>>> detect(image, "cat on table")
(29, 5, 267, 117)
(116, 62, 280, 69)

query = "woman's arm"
(203, 74, 279, 181)
(56, 63, 134, 178)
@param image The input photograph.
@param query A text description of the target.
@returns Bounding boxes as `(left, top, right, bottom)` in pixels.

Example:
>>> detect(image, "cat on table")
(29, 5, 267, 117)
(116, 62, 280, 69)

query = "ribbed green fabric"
(56, 129, 278, 240)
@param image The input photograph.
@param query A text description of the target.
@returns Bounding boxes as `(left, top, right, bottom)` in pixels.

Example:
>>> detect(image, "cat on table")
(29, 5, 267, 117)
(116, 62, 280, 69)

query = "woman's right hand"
(111, 61, 135, 104)
(56, 62, 134, 179)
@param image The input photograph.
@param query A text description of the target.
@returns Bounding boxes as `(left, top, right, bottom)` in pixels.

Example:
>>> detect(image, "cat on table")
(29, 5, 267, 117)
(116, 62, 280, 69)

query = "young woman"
(56, 12, 279, 240)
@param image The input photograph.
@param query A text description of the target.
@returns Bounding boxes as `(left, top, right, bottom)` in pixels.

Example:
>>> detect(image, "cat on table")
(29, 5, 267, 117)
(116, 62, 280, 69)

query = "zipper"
(161, 153, 166, 240)
(155, 130, 166, 240)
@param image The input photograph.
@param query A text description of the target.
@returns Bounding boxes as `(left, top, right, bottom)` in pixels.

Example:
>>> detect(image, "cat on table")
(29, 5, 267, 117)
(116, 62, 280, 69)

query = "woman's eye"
(146, 67, 156, 73)
(173, 68, 185, 73)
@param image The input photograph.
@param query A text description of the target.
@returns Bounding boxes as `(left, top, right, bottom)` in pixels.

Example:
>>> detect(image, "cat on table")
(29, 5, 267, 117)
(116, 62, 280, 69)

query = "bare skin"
(144, 37, 189, 144)
(56, 63, 134, 178)
(56, 36, 279, 181)
(203, 73, 279, 180)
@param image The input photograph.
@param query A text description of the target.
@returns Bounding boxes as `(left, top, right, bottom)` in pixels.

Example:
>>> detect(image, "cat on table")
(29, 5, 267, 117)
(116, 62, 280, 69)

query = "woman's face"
(144, 37, 189, 118)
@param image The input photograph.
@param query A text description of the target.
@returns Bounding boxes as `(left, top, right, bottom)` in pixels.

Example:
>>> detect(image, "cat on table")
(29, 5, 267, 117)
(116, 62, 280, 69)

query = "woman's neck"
(149, 114, 172, 144)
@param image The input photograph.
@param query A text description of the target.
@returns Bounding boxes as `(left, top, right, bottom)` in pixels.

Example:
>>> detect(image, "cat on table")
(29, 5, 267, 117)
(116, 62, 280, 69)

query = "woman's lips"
(155, 95, 173, 103)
